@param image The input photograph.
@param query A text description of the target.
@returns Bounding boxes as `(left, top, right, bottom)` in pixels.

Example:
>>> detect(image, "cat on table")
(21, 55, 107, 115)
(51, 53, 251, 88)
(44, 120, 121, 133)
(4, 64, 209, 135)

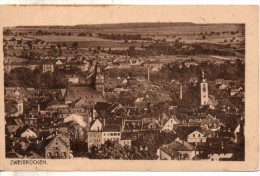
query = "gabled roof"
(63, 114, 87, 127)
(6, 125, 20, 133)
(66, 85, 105, 104)
(45, 135, 69, 149)
(162, 138, 195, 153)
(5, 101, 18, 115)
(103, 124, 121, 132)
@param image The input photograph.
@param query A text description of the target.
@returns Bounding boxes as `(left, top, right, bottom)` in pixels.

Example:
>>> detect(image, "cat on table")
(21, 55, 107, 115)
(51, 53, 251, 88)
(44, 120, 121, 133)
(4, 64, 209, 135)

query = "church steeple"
(200, 69, 209, 105)
(94, 60, 104, 92)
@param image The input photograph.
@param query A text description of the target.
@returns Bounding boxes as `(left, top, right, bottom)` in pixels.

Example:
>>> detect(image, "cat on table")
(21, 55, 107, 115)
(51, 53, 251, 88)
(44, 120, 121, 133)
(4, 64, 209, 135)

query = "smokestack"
(37, 104, 40, 113)
(179, 82, 183, 100)
(103, 118, 106, 127)
(147, 65, 150, 84)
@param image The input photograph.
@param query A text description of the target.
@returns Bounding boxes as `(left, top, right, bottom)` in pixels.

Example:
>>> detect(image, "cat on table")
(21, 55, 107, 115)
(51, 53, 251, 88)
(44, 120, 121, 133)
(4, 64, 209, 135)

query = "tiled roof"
(161, 138, 195, 153)
(103, 124, 121, 132)
(66, 85, 105, 104)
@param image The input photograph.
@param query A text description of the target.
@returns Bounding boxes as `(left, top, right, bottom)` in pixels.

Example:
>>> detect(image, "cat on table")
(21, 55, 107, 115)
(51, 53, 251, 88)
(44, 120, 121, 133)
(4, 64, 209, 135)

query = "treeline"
(144, 42, 242, 57)
(150, 60, 245, 85)
(97, 33, 147, 40)
(4, 67, 79, 89)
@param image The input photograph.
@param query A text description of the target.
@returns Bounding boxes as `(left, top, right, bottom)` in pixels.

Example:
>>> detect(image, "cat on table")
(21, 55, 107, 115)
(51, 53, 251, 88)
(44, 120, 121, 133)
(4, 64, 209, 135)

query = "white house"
(68, 77, 79, 84)
(187, 130, 207, 143)
(89, 119, 103, 132)
(162, 116, 180, 131)
(42, 64, 54, 73)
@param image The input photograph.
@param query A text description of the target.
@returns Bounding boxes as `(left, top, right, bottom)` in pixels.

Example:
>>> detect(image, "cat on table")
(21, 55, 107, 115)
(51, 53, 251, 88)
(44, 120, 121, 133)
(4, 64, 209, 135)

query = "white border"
(0, 0, 259, 5)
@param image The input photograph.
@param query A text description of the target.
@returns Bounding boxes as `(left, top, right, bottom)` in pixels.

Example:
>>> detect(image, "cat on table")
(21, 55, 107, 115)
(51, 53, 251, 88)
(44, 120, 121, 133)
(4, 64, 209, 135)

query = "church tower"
(95, 61, 104, 92)
(200, 70, 209, 105)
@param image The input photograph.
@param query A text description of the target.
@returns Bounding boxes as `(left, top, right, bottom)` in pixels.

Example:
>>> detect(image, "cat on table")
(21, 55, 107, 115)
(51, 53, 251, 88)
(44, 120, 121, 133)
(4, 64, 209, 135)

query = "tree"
(72, 42, 78, 49)
(97, 46, 101, 50)
(36, 30, 44, 35)
(129, 46, 135, 51)
(3, 29, 12, 36)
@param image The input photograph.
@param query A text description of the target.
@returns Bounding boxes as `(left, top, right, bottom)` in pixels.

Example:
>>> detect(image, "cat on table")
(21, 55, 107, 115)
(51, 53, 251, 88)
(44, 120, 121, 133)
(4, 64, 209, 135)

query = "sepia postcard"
(0, 5, 258, 171)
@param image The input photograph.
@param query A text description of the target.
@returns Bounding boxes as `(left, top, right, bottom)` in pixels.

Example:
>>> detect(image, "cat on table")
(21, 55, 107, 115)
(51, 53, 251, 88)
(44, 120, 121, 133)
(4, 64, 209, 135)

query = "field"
(27, 35, 115, 42)
(4, 23, 245, 57)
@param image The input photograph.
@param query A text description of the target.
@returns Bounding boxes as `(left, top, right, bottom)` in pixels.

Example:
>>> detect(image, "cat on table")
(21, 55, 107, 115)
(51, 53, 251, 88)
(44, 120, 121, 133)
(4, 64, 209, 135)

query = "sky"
(0, 6, 255, 27)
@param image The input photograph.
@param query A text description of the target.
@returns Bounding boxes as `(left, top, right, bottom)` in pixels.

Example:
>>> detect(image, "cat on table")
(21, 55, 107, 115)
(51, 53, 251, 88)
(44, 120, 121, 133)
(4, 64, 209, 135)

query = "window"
(193, 134, 195, 137)
(198, 134, 200, 137)
(202, 84, 207, 92)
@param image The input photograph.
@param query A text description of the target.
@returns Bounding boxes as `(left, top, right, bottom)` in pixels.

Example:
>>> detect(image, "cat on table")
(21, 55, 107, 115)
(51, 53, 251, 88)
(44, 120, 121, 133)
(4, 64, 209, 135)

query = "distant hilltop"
(14, 22, 245, 29)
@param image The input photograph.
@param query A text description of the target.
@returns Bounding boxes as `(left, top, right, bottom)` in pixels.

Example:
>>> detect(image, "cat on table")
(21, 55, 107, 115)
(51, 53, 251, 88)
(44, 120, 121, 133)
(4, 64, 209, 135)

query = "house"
(195, 139, 236, 161)
(42, 63, 54, 73)
(55, 60, 63, 65)
(77, 63, 89, 72)
(184, 61, 198, 68)
(142, 118, 161, 130)
(187, 130, 207, 143)
(46, 99, 68, 111)
(6, 125, 20, 138)
(87, 123, 121, 151)
(188, 114, 220, 131)
(63, 114, 87, 128)
(151, 65, 161, 72)
(143, 61, 163, 70)
(119, 132, 138, 147)
(24, 116, 38, 127)
(87, 131, 102, 150)
(161, 116, 180, 131)
(65, 85, 105, 106)
(89, 119, 103, 132)
(45, 132, 71, 159)
(102, 124, 121, 143)
(158, 138, 195, 160)
(123, 119, 142, 132)
(68, 76, 79, 84)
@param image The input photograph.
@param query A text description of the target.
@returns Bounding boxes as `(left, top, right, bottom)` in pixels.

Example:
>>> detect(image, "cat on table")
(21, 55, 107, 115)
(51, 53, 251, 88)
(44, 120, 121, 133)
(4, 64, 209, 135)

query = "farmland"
(4, 22, 245, 58)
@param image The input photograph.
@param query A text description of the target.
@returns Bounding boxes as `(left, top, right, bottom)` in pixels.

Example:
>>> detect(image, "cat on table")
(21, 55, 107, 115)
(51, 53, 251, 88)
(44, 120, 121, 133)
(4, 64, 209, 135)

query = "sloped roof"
(6, 125, 20, 133)
(162, 138, 195, 153)
(66, 85, 105, 104)
(64, 114, 87, 127)
(5, 100, 18, 115)
(103, 124, 121, 132)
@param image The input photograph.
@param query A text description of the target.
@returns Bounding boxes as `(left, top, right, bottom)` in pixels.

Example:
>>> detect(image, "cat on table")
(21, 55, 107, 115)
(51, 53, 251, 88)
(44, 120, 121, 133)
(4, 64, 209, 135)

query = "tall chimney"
(179, 82, 183, 100)
(37, 104, 40, 113)
(147, 65, 150, 84)
(103, 118, 106, 127)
